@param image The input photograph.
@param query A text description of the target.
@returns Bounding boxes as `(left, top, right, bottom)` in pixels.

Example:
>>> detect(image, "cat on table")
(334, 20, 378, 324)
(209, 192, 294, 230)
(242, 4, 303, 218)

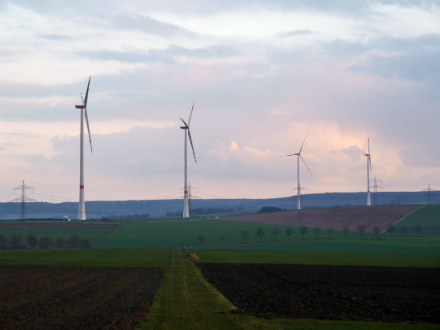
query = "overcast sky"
(1, 0, 439, 203)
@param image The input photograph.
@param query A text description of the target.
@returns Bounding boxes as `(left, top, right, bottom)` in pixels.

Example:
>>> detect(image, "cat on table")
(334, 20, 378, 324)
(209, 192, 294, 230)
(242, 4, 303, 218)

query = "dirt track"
(221, 205, 422, 232)
(197, 263, 440, 323)
(0, 267, 164, 330)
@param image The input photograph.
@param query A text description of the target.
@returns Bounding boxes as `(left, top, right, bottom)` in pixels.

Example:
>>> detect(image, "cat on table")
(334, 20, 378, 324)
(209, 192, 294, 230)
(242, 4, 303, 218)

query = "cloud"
(38, 34, 72, 41)
(113, 14, 197, 37)
(278, 29, 314, 37)
(78, 45, 240, 63)
(341, 145, 365, 161)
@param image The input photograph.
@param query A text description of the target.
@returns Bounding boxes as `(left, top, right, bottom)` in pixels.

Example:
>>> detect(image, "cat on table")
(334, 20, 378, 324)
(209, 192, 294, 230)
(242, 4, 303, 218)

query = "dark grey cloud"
(78, 45, 240, 63)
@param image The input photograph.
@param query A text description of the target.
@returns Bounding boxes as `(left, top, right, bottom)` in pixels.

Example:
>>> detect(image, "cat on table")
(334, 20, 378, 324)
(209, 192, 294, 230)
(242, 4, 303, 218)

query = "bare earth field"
(197, 263, 440, 323)
(0, 267, 164, 330)
(221, 205, 423, 232)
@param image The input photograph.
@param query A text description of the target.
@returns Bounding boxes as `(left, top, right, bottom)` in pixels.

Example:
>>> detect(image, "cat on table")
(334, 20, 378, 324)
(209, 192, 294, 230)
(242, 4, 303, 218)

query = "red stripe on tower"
(184, 191, 188, 194)
(80, 185, 84, 189)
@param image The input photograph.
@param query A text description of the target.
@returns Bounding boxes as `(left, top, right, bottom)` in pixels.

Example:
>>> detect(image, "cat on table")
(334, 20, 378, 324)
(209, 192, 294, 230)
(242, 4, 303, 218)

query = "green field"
(184, 249, 440, 268)
(396, 204, 440, 229)
(0, 248, 171, 268)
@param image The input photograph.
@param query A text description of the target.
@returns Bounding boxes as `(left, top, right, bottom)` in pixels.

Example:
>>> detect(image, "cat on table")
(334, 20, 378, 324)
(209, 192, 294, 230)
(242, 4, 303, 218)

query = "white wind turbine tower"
(74, 77, 93, 220)
(365, 137, 372, 206)
(180, 102, 197, 218)
(287, 134, 312, 210)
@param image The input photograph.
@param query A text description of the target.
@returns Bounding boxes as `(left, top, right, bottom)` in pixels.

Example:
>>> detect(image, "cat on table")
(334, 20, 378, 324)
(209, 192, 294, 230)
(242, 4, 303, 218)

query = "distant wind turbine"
(74, 77, 93, 220)
(365, 137, 372, 206)
(287, 133, 312, 210)
(180, 102, 197, 218)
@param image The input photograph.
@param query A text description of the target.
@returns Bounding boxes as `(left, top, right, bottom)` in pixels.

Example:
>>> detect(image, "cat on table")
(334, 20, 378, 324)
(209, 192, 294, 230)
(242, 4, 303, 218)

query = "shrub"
(299, 225, 307, 239)
(39, 237, 53, 249)
(256, 228, 265, 241)
(285, 227, 293, 241)
(54, 238, 67, 248)
(27, 235, 37, 248)
(9, 235, 22, 249)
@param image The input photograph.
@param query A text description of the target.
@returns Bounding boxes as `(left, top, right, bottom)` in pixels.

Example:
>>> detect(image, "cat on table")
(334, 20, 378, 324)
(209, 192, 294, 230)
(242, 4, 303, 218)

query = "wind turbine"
(74, 76, 93, 220)
(180, 102, 197, 218)
(287, 134, 312, 210)
(365, 137, 372, 206)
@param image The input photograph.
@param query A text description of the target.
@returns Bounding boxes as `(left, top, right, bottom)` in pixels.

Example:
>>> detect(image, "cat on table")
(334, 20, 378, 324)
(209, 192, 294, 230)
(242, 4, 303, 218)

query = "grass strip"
(137, 250, 438, 330)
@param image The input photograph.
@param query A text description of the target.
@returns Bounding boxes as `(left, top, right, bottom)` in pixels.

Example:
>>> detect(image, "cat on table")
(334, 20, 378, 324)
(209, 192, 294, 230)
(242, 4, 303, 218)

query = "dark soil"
(197, 263, 440, 323)
(221, 204, 422, 232)
(0, 267, 164, 329)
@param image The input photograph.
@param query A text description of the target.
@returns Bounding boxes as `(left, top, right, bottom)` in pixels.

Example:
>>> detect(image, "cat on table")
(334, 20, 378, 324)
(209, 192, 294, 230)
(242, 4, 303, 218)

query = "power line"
(423, 184, 438, 204)
(10, 181, 36, 233)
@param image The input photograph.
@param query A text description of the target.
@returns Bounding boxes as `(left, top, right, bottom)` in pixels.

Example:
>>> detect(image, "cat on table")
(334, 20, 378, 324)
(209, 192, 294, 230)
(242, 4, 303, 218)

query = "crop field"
(205, 236, 440, 255)
(221, 204, 423, 232)
(395, 204, 440, 229)
(0, 249, 171, 268)
(0, 267, 164, 330)
(184, 249, 440, 268)
(197, 263, 440, 323)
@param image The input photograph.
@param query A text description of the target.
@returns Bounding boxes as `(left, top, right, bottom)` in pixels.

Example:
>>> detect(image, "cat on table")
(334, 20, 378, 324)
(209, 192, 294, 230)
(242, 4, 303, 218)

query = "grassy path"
(137, 250, 439, 330)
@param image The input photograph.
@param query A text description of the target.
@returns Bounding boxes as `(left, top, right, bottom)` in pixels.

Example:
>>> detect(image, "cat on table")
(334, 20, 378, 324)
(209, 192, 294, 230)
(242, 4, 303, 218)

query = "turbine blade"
(188, 101, 195, 126)
(84, 108, 93, 153)
(187, 127, 197, 163)
(286, 154, 296, 156)
(84, 76, 91, 108)
(180, 118, 189, 127)
(369, 156, 372, 172)
(368, 136, 370, 155)
(300, 155, 312, 175)
(299, 132, 309, 154)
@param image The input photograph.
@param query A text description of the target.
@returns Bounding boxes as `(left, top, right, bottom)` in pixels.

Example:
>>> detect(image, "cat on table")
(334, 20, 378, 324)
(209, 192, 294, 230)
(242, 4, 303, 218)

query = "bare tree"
(270, 228, 280, 239)
(285, 227, 293, 241)
(387, 225, 395, 237)
(373, 226, 380, 238)
(314, 227, 321, 238)
(401, 226, 408, 237)
(39, 237, 53, 249)
(54, 238, 67, 249)
(342, 226, 349, 239)
(27, 235, 37, 249)
(257, 228, 265, 242)
(326, 226, 334, 238)
(197, 235, 205, 246)
(82, 239, 92, 248)
(299, 225, 307, 239)
(221, 234, 227, 243)
(357, 225, 366, 239)
(9, 235, 22, 249)
(0, 235, 8, 249)
(239, 230, 250, 243)
(415, 225, 422, 236)
(67, 235, 82, 248)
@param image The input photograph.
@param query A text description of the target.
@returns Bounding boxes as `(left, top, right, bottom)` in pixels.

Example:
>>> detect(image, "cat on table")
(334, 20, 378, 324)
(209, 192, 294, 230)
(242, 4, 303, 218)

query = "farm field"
(206, 237, 440, 255)
(221, 204, 423, 232)
(0, 267, 164, 330)
(185, 249, 440, 268)
(0, 248, 171, 268)
(197, 263, 440, 323)
(395, 204, 440, 228)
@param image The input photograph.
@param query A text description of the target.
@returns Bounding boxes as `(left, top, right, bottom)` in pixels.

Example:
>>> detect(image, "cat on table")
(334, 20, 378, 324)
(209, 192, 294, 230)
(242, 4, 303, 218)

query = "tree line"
(167, 206, 244, 217)
(0, 234, 92, 249)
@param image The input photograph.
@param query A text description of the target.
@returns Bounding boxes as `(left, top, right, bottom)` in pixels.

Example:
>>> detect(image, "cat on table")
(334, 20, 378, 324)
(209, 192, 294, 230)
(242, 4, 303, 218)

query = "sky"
(0, 0, 439, 203)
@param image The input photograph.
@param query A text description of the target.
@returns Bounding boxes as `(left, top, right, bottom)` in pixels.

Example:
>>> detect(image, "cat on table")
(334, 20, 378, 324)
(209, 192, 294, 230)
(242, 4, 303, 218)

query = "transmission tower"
(423, 184, 438, 204)
(188, 182, 199, 211)
(11, 181, 36, 233)
(370, 177, 383, 205)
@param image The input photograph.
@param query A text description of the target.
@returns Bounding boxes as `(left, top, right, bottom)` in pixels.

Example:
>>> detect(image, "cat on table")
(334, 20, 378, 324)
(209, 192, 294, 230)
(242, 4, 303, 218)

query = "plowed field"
(221, 204, 422, 232)
(197, 263, 440, 323)
(0, 267, 164, 330)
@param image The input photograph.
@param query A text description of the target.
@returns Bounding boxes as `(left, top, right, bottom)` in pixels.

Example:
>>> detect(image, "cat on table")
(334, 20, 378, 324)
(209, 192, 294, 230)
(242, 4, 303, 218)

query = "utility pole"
(11, 181, 36, 233)
(423, 184, 438, 204)
(370, 177, 383, 205)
